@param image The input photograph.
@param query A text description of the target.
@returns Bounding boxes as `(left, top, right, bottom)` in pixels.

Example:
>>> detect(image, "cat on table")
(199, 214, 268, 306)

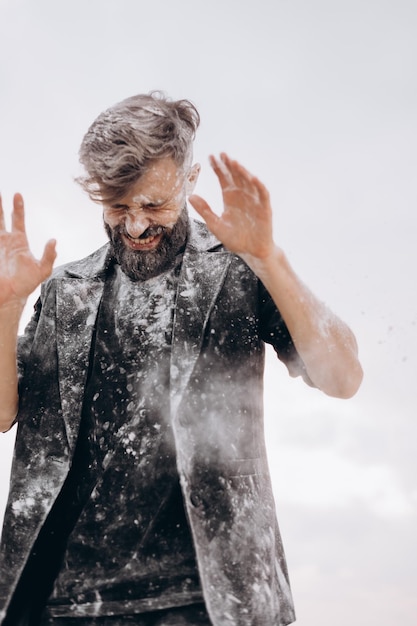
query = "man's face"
(103, 157, 198, 281)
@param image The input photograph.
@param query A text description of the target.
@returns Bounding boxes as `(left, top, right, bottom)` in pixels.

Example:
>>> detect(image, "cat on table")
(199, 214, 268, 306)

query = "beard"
(105, 206, 189, 281)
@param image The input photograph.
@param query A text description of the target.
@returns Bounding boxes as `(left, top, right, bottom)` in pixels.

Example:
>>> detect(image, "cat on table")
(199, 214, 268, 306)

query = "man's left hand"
(189, 153, 275, 263)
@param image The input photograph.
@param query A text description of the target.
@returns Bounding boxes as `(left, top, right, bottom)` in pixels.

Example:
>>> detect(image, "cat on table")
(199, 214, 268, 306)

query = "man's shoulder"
(50, 243, 112, 281)
(187, 220, 256, 278)
(187, 218, 224, 252)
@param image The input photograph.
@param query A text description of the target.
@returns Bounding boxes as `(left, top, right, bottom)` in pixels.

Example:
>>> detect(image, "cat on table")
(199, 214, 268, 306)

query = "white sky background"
(0, 0, 416, 624)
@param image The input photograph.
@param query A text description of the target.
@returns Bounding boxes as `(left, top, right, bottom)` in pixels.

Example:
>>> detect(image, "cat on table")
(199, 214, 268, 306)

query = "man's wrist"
(0, 298, 26, 329)
(241, 245, 288, 281)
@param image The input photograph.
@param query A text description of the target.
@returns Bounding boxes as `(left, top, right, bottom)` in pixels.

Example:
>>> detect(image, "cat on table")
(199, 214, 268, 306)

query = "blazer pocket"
(227, 457, 263, 477)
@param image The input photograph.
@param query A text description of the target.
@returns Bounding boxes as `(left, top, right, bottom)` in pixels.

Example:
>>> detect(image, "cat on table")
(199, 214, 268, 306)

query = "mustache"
(112, 223, 169, 242)
(127, 225, 164, 240)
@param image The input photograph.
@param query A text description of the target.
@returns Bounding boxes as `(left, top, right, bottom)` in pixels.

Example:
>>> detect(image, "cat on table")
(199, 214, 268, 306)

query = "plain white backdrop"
(0, 1, 416, 624)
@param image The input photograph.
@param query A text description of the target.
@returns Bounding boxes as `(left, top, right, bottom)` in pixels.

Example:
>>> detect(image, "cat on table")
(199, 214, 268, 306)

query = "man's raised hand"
(189, 153, 275, 263)
(0, 193, 56, 307)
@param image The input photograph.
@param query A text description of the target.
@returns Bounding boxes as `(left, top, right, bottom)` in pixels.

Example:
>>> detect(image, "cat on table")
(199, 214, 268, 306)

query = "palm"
(0, 194, 56, 306)
(189, 153, 274, 260)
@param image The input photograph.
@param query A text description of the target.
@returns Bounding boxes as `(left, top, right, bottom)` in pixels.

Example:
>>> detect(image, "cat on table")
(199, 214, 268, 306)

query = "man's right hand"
(0, 193, 57, 308)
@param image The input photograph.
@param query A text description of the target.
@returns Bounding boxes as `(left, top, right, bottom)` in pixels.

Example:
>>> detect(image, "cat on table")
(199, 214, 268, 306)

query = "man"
(0, 92, 363, 626)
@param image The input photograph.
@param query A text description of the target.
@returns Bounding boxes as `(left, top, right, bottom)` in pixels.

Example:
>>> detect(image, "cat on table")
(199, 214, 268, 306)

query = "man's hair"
(76, 91, 200, 204)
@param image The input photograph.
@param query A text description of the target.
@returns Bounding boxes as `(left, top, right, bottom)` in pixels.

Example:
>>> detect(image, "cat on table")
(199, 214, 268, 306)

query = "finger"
(209, 154, 234, 190)
(220, 153, 251, 179)
(252, 175, 270, 206)
(0, 194, 5, 230)
(226, 158, 271, 213)
(188, 195, 222, 237)
(217, 156, 258, 203)
(220, 153, 250, 177)
(12, 193, 26, 233)
(38, 239, 57, 281)
(221, 154, 261, 194)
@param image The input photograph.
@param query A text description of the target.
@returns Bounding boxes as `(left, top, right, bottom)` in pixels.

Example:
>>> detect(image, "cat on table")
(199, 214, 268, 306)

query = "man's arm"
(0, 302, 25, 431)
(189, 153, 363, 399)
(0, 193, 56, 431)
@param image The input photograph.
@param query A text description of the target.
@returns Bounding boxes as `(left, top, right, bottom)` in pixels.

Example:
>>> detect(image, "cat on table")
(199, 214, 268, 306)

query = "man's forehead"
(130, 193, 156, 205)
(114, 159, 187, 206)
(140, 158, 186, 183)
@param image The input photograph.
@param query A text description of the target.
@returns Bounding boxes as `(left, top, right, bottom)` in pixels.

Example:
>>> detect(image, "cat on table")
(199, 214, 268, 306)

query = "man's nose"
(125, 210, 150, 238)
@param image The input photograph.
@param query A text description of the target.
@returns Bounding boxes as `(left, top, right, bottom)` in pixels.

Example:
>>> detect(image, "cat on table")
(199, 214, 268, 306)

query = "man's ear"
(186, 163, 201, 196)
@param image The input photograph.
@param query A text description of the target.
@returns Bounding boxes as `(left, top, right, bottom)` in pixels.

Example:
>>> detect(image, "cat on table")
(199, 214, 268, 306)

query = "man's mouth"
(123, 226, 164, 250)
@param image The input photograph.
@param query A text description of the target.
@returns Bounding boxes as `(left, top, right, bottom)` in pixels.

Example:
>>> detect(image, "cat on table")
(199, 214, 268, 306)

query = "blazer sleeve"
(16, 278, 54, 420)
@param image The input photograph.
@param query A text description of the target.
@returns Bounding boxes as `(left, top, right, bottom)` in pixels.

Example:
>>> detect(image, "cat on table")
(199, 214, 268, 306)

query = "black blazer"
(0, 220, 304, 625)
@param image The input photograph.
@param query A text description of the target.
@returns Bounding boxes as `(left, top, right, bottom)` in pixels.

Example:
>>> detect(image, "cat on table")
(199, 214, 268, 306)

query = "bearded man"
(0, 92, 363, 626)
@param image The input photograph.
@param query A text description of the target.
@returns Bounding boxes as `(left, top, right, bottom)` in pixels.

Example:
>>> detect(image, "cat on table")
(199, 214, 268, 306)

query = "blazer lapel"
(54, 229, 230, 446)
(55, 277, 105, 452)
(170, 222, 231, 416)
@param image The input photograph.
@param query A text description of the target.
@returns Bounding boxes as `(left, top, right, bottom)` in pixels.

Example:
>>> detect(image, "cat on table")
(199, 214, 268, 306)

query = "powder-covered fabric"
(48, 261, 202, 615)
(0, 220, 308, 626)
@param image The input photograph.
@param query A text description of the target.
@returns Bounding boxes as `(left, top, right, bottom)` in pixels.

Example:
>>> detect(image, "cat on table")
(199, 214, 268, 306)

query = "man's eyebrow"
(110, 199, 166, 210)
(111, 202, 129, 209)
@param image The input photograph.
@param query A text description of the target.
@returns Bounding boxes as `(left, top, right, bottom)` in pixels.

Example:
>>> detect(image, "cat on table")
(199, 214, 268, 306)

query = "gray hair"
(76, 91, 200, 204)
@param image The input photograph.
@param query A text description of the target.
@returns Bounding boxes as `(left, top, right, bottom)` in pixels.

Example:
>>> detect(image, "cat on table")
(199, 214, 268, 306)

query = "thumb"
(189, 195, 221, 235)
